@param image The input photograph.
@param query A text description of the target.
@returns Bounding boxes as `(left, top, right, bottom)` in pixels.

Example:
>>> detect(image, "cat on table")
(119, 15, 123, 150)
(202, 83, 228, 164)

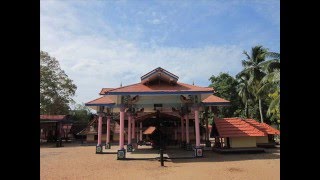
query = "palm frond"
(266, 52, 280, 59)
(267, 94, 280, 116)
(237, 83, 248, 103)
(251, 46, 267, 63)
(237, 68, 253, 79)
(243, 51, 251, 60)
(242, 60, 253, 67)
(251, 46, 263, 60)
(267, 62, 280, 72)
(261, 70, 280, 84)
(257, 82, 275, 96)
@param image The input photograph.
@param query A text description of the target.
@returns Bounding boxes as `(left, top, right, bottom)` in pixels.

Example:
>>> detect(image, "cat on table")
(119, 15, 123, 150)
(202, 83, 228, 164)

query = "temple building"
(40, 115, 73, 146)
(85, 67, 230, 159)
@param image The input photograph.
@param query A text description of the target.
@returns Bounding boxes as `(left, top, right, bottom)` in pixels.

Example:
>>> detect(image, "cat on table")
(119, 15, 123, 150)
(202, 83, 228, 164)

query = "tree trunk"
(259, 98, 264, 123)
(245, 101, 248, 118)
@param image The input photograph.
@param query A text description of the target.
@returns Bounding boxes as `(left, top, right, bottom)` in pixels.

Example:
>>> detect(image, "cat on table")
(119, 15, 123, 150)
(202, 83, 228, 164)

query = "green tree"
(258, 52, 280, 124)
(237, 73, 253, 118)
(71, 104, 92, 123)
(40, 51, 77, 114)
(209, 73, 243, 117)
(237, 46, 268, 123)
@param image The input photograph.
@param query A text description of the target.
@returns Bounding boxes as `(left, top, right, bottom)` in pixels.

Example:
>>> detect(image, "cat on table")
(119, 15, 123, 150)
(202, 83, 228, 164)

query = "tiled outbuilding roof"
(244, 119, 280, 135)
(214, 118, 266, 137)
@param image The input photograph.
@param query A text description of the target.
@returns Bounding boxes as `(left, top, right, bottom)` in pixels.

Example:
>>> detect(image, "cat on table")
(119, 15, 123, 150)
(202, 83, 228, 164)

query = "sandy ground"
(40, 144, 280, 180)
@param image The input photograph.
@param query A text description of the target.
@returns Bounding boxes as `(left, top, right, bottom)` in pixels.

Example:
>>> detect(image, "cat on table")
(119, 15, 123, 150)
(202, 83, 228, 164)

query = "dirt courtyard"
(40, 144, 280, 180)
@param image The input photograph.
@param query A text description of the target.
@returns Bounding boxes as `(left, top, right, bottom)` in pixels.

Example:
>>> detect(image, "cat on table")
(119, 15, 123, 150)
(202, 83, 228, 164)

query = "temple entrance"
(140, 111, 180, 149)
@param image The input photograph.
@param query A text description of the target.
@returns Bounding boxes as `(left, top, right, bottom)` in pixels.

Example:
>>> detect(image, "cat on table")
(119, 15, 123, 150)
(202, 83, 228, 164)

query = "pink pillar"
(119, 107, 125, 149)
(185, 114, 190, 143)
(136, 122, 139, 141)
(106, 115, 111, 144)
(139, 122, 143, 141)
(132, 116, 135, 140)
(194, 107, 200, 147)
(127, 114, 132, 144)
(97, 113, 103, 146)
(181, 116, 185, 141)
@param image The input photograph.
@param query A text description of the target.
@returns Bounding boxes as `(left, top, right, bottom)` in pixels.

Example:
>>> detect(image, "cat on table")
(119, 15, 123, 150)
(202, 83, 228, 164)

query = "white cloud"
(148, 18, 161, 25)
(40, 1, 245, 105)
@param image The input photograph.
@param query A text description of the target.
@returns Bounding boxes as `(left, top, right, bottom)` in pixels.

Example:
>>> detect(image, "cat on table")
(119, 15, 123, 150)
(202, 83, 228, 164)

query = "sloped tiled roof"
(202, 95, 230, 105)
(214, 118, 266, 137)
(40, 115, 67, 121)
(143, 126, 156, 134)
(245, 119, 280, 135)
(99, 88, 115, 95)
(104, 82, 214, 94)
(85, 96, 115, 106)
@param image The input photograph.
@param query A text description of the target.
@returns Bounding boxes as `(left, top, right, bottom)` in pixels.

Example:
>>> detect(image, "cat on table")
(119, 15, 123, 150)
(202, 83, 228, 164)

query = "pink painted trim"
(194, 108, 200, 147)
(139, 122, 143, 141)
(185, 114, 190, 143)
(119, 108, 125, 149)
(106, 116, 111, 143)
(132, 117, 135, 139)
(97, 115, 103, 146)
(128, 114, 131, 144)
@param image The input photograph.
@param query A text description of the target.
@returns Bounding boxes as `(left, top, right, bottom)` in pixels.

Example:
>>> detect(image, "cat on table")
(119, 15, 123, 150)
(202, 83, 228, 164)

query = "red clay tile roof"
(85, 96, 115, 106)
(104, 82, 214, 94)
(244, 119, 280, 135)
(214, 117, 266, 137)
(40, 115, 67, 121)
(202, 95, 230, 105)
(99, 88, 115, 95)
(143, 126, 156, 134)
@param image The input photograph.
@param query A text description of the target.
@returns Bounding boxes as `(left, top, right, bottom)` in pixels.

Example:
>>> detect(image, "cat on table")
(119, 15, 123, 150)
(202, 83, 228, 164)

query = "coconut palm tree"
(237, 75, 253, 118)
(238, 45, 268, 123)
(258, 52, 280, 119)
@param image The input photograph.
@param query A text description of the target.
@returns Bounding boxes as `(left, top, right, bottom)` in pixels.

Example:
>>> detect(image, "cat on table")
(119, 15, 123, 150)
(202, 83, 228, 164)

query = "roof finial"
(192, 80, 194, 85)
(120, 82, 122, 87)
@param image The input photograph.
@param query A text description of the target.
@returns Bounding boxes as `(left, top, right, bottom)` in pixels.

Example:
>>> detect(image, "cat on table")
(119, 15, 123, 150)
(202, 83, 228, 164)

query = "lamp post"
(159, 121, 164, 167)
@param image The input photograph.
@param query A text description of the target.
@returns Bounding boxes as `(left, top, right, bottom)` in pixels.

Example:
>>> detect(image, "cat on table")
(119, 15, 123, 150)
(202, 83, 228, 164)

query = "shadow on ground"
(40, 142, 280, 163)
(128, 145, 280, 163)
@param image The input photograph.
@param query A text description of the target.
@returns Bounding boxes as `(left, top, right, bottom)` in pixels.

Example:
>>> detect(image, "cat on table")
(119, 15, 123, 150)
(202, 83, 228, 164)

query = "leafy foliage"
(208, 45, 280, 126)
(237, 46, 269, 122)
(259, 52, 280, 124)
(40, 51, 77, 114)
(70, 104, 93, 123)
(209, 73, 243, 117)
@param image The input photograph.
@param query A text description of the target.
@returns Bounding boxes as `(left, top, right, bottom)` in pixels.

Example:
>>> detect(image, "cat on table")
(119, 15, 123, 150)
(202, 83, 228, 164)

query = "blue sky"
(40, 0, 280, 106)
